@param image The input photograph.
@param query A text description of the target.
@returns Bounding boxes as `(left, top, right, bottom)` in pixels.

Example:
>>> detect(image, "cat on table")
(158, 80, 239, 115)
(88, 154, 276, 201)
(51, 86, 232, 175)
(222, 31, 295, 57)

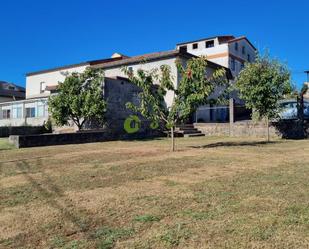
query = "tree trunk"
(170, 126, 175, 152)
(266, 117, 270, 142)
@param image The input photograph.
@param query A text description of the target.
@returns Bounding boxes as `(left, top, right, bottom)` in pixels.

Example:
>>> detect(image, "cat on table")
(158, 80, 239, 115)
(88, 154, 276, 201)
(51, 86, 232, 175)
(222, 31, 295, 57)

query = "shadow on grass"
(16, 160, 94, 234)
(189, 140, 281, 149)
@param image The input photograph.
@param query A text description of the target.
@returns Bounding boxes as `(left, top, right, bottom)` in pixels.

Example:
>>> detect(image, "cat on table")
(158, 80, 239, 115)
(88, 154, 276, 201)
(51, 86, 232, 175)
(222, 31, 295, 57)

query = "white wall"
(26, 65, 88, 99)
(177, 39, 229, 68)
(103, 57, 179, 107)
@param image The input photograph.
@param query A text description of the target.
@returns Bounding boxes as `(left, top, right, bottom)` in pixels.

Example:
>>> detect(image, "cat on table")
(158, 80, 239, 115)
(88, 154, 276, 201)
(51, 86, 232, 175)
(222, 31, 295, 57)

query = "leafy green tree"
(123, 56, 227, 151)
(236, 53, 292, 141)
(48, 67, 106, 130)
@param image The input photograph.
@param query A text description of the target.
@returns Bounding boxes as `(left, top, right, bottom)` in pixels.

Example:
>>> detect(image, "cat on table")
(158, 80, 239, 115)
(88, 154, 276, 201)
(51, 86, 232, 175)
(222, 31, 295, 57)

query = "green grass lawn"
(1, 136, 309, 248)
(0, 138, 14, 151)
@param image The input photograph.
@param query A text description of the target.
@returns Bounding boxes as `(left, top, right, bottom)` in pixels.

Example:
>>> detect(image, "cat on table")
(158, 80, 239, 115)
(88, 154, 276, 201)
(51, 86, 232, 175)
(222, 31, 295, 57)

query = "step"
(182, 130, 202, 135)
(175, 127, 198, 131)
(184, 133, 205, 138)
(175, 128, 199, 133)
(176, 124, 194, 129)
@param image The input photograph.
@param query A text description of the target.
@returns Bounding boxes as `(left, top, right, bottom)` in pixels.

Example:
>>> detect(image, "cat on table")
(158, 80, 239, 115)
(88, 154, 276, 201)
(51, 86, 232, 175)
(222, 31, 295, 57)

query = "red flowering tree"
(124, 56, 227, 151)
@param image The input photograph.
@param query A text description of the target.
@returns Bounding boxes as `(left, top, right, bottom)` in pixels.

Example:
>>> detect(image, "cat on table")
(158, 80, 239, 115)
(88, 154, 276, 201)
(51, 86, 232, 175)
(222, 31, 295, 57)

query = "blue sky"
(0, 0, 308, 89)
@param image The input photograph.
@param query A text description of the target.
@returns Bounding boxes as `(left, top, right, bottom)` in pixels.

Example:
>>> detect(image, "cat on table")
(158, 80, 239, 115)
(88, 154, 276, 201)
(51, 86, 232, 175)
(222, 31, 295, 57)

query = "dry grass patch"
(1, 137, 309, 248)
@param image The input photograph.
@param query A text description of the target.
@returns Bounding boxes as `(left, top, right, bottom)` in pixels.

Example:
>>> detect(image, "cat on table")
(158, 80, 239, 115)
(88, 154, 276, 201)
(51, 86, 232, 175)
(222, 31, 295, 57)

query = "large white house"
(0, 35, 255, 128)
(176, 35, 256, 77)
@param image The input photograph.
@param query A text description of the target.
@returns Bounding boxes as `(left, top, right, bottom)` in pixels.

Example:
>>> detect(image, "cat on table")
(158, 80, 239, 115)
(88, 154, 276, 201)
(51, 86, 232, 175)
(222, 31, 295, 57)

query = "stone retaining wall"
(9, 128, 162, 148)
(0, 126, 51, 138)
(194, 120, 309, 139)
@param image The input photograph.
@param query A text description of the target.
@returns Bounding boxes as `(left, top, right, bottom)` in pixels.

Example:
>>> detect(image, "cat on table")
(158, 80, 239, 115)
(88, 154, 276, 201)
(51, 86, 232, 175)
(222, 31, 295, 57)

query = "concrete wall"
(26, 65, 88, 99)
(0, 126, 50, 138)
(9, 128, 162, 148)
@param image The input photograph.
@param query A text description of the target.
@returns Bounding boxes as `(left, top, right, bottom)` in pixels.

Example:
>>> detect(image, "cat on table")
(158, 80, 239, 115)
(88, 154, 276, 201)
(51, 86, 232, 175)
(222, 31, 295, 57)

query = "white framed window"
(26, 107, 36, 118)
(40, 82, 46, 93)
(37, 105, 45, 117)
(1, 109, 11, 119)
(12, 107, 22, 119)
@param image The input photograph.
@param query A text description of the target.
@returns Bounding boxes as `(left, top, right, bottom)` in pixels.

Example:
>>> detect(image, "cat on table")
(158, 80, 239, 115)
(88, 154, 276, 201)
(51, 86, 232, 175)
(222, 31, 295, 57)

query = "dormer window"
(235, 42, 238, 51)
(205, 40, 214, 48)
(192, 43, 198, 49)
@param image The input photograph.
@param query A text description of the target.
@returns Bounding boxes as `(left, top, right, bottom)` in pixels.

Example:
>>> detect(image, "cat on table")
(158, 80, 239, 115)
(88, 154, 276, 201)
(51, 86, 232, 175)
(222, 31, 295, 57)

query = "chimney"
(111, 53, 129, 59)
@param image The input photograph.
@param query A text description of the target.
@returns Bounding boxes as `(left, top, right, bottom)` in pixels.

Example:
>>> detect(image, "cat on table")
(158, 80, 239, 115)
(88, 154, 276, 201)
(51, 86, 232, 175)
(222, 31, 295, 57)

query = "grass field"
(1, 136, 309, 249)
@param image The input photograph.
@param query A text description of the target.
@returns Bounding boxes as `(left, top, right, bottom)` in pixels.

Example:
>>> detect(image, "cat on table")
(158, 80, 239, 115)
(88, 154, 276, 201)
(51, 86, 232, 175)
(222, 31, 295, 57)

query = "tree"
(236, 53, 292, 141)
(123, 56, 227, 151)
(49, 67, 106, 130)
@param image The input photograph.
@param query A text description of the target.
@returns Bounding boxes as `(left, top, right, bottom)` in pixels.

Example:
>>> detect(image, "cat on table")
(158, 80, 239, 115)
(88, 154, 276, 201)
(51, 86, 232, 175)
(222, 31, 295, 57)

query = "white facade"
(176, 36, 256, 77)
(26, 64, 88, 99)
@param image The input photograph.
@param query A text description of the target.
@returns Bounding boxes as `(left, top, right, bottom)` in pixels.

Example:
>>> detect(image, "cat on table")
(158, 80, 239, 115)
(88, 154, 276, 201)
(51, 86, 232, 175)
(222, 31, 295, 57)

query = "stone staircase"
(174, 124, 205, 137)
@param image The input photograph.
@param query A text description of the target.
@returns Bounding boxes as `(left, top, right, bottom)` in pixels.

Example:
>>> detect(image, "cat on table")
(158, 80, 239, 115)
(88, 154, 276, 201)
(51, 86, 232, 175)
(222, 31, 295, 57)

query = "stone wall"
(9, 125, 162, 148)
(194, 120, 309, 139)
(194, 121, 278, 138)
(0, 126, 51, 138)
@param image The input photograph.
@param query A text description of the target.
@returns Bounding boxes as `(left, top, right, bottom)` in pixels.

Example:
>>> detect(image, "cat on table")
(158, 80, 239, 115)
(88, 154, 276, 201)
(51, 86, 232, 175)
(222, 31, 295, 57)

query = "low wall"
(194, 120, 309, 139)
(194, 121, 277, 138)
(9, 129, 162, 148)
(0, 126, 51, 138)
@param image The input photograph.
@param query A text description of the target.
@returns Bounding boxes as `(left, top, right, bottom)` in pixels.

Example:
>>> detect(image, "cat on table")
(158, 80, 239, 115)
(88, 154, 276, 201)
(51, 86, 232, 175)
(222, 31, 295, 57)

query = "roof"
(227, 36, 257, 50)
(176, 35, 235, 46)
(94, 50, 195, 69)
(26, 56, 127, 76)
(0, 81, 25, 99)
(176, 35, 257, 51)
(95, 49, 233, 79)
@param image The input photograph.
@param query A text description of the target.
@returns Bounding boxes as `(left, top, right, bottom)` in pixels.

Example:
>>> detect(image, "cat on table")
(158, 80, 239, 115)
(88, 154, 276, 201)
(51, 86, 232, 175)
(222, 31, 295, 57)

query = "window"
(192, 43, 198, 49)
(247, 54, 251, 62)
(242, 46, 246, 54)
(241, 63, 245, 70)
(12, 107, 22, 119)
(2, 109, 11, 119)
(234, 42, 238, 51)
(40, 82, 46, 93)
(205, 40, 214, 48)
(26, 107, 36, 118)
(37, 105, 45, 117)
(179, 45, 187, 52)
(231, 58, 236, 71)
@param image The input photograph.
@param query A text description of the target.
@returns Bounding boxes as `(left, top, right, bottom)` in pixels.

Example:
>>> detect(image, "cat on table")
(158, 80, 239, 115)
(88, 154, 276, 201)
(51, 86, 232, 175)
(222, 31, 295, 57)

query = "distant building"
(176, 35, 256, 78)
(304, 82, 309, 99)
(0, 81, 25, 103)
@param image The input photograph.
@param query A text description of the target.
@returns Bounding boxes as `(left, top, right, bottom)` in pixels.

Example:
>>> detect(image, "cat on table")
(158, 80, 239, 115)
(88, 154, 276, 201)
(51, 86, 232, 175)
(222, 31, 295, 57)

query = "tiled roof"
(94, 50, 195, 69)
